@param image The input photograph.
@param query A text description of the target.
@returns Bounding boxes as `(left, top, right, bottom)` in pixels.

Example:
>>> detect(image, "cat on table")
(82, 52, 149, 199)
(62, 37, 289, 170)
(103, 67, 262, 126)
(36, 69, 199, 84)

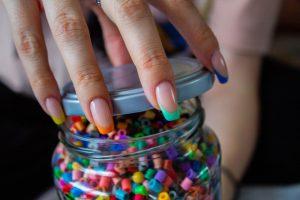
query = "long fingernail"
(90, 98, 114, 134)
(45, 97, 66, 125)
(156, 81, 180, 121)
(212, 50, 228, 84)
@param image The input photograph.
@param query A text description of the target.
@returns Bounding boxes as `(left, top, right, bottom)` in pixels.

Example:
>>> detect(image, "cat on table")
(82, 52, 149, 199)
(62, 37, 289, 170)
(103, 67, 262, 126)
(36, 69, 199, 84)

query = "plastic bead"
(154, 170, 167, 183)
(145, 169, 156, 180)
(132, 171, 144, 184)
(121, 178, 131, 193)
(180, 177, 193, 191)
(134, 185, 148, 196)
(115, 189, 129, 200)
(148, 179, 163, 194)
(158, 192, 171, 200)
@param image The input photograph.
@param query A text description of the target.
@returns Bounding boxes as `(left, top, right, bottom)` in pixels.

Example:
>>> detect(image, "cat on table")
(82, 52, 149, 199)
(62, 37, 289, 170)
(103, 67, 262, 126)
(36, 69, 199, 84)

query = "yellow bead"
(72, 162, 81, 170)
(132, 171, 144, 184)
(96, 196, 109, 200)
(158, 192, 171, 200)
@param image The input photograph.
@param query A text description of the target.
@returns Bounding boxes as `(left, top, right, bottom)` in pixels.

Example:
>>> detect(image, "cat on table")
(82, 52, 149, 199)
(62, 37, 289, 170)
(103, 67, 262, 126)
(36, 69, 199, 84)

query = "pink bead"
(143, 180, 149, 189)
(127, 147, 137, 153)
(112, 177, 121, 185)
(181, 177, 193, 191)
(59, 162, 67, 171)
(99, 176, 111, 190)
(146, 138, 156, 146)
(72, 170, 83, 181)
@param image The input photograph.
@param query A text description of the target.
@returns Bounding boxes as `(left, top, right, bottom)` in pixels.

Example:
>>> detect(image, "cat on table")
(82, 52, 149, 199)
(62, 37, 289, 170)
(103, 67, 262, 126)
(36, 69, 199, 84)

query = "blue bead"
(70, 187, 84, 197)
(192, 161, 201, 173)
(115, 189, 129, 200)
(62, 172, 72, 182)
(148, 179, 163, 194)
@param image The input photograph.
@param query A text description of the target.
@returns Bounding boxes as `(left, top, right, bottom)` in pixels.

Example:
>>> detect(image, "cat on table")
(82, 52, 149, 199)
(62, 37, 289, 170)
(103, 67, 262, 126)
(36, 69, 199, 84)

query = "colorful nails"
(90, 98, 114, 134)
(211, 50, 228, 84)
(156, 81, 180, 121)
(45, 97, 66, 125)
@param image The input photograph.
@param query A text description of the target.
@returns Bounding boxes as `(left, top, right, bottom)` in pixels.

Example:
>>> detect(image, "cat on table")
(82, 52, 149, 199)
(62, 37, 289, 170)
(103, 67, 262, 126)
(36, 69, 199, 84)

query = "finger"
(42, 0, 114, 134)
(88, 3, 131, 66)
(3, 0, 65, 125)
(102, 0, 180, 121)
(148, 0, 228, 83)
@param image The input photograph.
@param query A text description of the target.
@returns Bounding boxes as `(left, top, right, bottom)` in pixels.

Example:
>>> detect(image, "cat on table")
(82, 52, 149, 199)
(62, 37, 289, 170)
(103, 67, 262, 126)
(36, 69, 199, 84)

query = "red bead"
(61, 184, 72, 193)
(133, 194, 146, 200)
(71, 116, 82, 123)
(110, 195, 116, 200)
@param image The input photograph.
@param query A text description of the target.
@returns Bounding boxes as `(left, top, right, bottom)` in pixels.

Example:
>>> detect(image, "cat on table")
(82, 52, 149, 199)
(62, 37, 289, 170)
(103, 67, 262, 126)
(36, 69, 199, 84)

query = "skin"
(2, 0, 224, 127)
(203, 50, 261, 199)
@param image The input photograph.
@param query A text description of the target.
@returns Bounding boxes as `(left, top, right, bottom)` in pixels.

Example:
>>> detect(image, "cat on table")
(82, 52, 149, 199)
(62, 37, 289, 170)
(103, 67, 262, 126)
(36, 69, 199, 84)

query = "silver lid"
(62, 57, 214, 116)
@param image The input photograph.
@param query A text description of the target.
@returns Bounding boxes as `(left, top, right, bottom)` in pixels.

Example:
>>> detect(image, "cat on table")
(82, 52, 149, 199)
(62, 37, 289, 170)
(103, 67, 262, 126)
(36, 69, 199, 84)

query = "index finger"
(42, 0, 114, 134)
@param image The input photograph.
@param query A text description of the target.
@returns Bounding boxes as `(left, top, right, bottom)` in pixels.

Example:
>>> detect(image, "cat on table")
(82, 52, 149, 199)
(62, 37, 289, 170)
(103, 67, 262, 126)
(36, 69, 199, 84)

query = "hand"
(3, 0, 228, 134)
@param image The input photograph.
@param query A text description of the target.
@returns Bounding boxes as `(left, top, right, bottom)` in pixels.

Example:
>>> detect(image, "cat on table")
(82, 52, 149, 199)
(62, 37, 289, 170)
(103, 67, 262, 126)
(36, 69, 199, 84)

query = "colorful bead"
(158, 192, 171, 200)
(132, 171, 144, 184)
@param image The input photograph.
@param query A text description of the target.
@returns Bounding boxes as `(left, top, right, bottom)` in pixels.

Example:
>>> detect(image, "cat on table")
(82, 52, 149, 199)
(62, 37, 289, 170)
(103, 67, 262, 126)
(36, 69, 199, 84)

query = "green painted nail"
(160, 105, 180, 121)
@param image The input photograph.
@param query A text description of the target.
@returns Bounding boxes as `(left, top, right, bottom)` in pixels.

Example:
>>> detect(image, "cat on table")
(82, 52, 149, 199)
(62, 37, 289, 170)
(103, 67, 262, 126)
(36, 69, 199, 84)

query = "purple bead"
(207, 155, 216, 167)
(154, 170, 167, 183)
(186, 169, 197, 180)
(106, 162, 115, 171)
(180, 162, 191, 171)
(166, 146, 179, 160)
(119, 134, 128, 140)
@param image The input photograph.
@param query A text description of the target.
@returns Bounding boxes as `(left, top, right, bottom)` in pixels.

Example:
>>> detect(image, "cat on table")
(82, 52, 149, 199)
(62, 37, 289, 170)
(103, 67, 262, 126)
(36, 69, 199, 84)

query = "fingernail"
(45, 97, 66, 125)
(212, 50, 228, 84)
(90, 98, 114, 134)
(156, 81, 180, 121)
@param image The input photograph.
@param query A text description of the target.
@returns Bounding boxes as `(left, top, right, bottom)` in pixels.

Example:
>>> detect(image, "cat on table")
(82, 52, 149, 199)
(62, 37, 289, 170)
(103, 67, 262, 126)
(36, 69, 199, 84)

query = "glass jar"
(52, 99, 221, 200)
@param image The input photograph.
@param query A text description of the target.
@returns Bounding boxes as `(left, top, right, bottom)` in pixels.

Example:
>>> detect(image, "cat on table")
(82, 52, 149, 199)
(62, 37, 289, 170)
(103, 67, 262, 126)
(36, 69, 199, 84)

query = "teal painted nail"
(160, 105, 180, 121)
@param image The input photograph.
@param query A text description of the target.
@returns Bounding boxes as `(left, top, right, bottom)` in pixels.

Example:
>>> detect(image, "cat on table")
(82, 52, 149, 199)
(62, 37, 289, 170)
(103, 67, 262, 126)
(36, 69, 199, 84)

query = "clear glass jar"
(52, 99, 221, 200)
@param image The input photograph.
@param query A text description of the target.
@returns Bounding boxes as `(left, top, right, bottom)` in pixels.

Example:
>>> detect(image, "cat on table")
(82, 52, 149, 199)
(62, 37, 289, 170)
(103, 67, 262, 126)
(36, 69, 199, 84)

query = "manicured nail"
(90, 98, 114, 134)
(212, 50, 228, 84)
(156, 81, 180, 121)
(45, 97, 66, 125)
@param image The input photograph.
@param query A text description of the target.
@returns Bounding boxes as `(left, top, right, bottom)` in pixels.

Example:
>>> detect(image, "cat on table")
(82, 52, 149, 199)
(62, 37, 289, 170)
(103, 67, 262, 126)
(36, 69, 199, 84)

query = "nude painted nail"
(156, 81, 180, 121)
(212, 50, 229, 84)
(45, 97, 66, 125)
(90, 98, 114, 134)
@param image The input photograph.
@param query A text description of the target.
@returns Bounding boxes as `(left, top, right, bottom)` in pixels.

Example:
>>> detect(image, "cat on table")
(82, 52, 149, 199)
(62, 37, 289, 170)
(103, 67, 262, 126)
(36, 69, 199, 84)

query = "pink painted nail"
(45, 97, 66, 125)
(211, 50, 228, 84)
(156, 81, 180, 121)
(90, 98, 114, 134)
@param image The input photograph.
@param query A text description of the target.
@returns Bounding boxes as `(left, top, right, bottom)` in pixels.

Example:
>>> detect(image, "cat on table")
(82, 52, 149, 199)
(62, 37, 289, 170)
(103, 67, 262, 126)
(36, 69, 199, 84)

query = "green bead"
(145, 169, 156, 180)
(143, 127, 152, 135)
(134, 132, 144, 138)
(67, 163, 73, 170)
(54, 166, 62, 179)
(136, 140, 147, 150)
(200, 143, 207, 152)
(157, 136, 167, 145)
(198, 165, 210, 182)
(188, 151, 197, 160)
(134, 185, 148, 195)
(82, 158, 90, 167)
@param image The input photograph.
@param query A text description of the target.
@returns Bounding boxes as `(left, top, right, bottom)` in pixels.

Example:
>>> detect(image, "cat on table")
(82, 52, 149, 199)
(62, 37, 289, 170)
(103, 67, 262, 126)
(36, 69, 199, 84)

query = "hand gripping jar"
(52, 58, 221, 200)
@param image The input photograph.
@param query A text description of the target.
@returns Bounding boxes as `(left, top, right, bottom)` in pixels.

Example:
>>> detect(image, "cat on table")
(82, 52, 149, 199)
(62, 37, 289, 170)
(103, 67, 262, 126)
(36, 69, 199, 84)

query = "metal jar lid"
(62, 57, 214, 116)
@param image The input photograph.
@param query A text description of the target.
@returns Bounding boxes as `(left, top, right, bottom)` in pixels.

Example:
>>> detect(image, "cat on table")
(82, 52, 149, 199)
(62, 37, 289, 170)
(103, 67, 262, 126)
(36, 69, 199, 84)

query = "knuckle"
(17, 31, 44, 57)
(195, 26, 216, 46)
(140, 51, 168, 71)
(75, 67, 103, 88)
(53, 12, 87, 42)
(117, 0, 150, 22)
(31, 73, 55, 90)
